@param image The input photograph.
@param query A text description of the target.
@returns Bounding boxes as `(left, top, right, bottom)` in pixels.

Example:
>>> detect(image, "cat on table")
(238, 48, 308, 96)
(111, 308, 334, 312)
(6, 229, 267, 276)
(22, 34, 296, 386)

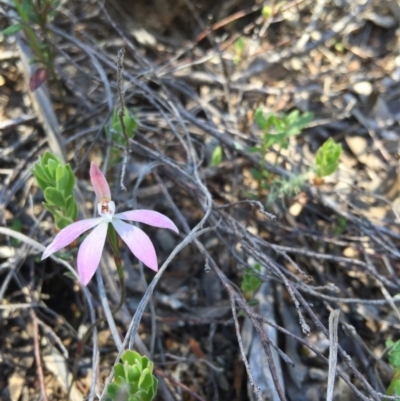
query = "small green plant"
(334, 216, 347, 235)
(248, 108, 313, 198)
(106, 107, 137, 165)
(241, 263, 262, 298)
(386, 340, 400, 396)
(10, 218, 23, 246)
(314, 138, 342, 178)
(105, 350, 158, 401)
(3, 0, 62, 91)
(267, 174, 307, 204)
(234, 37, 245, 65)
(32, 152, 78, 229)
(261, 5, 272, 18)
(210, 145, 223, 167)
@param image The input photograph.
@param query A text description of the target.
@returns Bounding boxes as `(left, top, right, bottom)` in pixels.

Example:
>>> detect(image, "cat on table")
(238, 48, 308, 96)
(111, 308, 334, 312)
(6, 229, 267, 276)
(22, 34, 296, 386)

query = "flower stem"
(68, 225, 126, 398)
(107, 224, 126, 316)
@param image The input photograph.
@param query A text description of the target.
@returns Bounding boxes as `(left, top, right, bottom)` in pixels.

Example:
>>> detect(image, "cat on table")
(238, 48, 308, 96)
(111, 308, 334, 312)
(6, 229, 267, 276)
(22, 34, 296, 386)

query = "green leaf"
(140, 383, 157, 401)
(141, 356, 153, 372)
(64, 164, 75, 195)
(241, 275, 261, 292)
(9, 218, 23, 246)
(55, 215, 73, 230)
(250, 168, 261, 181)
(65, 196, 76, 219)
(247, 146, 262, 153)
(44, 187, 65, 208)
(262, 5, 272, 18)
(35, 175, 48, 192)
(334, 42, 344, 52)
(271, 115, 285, 132)
(42, 202, 57, 216)
(10, 218, 22, 232)
(254, 108, 270, 131)
(124, 110, 138, 138)
(263, 132, 286, 148)
(56, 165, 70, 192)
(63, 271, 76, 280)
(71, 201, 78, 220)
(389, 341, 400, 369)
(111, 107, 137, 143)
(280, 137, 290, 149)
(393, 379, 400, 395)
(287, 110, 300, 123)
(112, 108, 120, 128)
(241, 264, 262, 293)
(127, 365, 141, 382)
(106, 383, 120, 399)
(21, 0, 33, 20)
(286, 111, 313, 136)
(33, 162, 51, 183)
(210, 145, 223, 167)
(45, 159, 59, 181)
(151, 377, 158, 396)
(315, 138, 342, 177)
(114, 363, 126, 381)
(2, 24, 23, 36)
(298, 111, 314, 126)
(107, 351, 158, 401)
(138, 368, 153, 390)
(122, 350, 142, 367)
(235, 37, 244, 54)
(42, 151, 59, 166)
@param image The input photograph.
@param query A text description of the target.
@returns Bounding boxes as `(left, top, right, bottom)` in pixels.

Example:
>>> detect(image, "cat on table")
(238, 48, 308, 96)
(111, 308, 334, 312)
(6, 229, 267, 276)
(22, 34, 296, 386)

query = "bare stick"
(116, 47, 129, 191)
(30, 311, 49, 401)
(230, 294, 263, 401)
(327, 310, 340, 401)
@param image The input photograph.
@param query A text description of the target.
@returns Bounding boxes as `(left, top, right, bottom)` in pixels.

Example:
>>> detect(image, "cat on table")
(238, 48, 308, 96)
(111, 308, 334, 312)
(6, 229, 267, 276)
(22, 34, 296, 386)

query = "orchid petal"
(114, 210, 179, 233)
(90, 162, 111, 201)
(42, 217, 102, 260)
(112, 218, 158, 271)
(77, 221, 108, 285)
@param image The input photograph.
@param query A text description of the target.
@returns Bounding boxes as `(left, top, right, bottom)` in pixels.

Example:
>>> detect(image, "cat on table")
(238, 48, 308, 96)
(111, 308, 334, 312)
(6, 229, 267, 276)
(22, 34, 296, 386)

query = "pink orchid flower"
(42, 162, 179, 286)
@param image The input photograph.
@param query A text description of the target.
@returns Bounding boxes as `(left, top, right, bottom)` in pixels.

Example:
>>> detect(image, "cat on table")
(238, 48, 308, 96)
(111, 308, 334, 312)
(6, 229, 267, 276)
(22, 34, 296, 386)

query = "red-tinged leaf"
(29, 68, 48, 92)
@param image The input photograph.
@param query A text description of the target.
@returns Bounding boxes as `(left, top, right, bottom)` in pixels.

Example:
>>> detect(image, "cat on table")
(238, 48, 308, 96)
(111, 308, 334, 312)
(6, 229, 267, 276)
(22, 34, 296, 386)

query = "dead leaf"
(189, 338, 206, 359)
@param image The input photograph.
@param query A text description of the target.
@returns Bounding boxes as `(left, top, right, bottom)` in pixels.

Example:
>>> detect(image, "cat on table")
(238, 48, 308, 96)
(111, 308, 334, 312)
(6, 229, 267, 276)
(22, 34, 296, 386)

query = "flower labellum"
(42, 162, 179, 285)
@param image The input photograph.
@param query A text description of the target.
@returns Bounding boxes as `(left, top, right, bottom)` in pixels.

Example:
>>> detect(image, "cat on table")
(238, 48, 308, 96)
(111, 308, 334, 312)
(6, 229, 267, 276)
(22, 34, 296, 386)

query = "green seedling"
(334, 216, 347, 235)
(210, 145, 223, 167)
(261, 5, 272, 18)
(3, 0, 62, 92)
(267, 174, 307, 204)
(314, 138, 342, 178)
(386, 340, 400, 396)
(106, 350, 158, 401)
(32, 152, 78, 229)
(249, 108, 313, 199)
(241, 263, 262, 299)
(234, 37, 245, 65)
(106, 107, 137, 165)
(9, 218, 23, 246)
